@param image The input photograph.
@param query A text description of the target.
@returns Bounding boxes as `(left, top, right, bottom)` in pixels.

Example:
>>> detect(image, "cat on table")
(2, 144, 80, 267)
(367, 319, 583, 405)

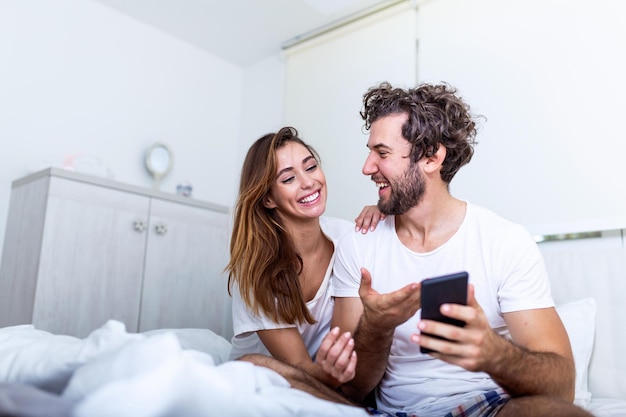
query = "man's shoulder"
(469, 203, 524, 229)
(467, 203, 534, 242)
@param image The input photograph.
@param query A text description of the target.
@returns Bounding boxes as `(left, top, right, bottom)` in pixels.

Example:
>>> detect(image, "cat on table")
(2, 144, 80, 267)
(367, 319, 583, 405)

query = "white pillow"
(141, 328, 232, 365)
(0, 320, 143, 393)
(555, 297, 596, 407)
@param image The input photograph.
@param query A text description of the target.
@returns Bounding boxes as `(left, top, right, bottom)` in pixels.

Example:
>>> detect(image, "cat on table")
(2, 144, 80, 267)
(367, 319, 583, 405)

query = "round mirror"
(145, 142, 174, 189)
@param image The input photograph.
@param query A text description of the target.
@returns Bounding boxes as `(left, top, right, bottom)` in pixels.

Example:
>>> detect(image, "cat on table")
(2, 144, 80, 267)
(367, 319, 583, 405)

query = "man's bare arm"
(487, 308, 575, 400)
(332, 268, 421, 402)
(414, 285, 575, 401)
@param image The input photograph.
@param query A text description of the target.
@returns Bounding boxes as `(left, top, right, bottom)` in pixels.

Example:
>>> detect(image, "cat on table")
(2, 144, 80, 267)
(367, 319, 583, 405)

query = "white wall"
(417, 0, 626, 236)
(238, 54, 287, 166)
(0, 0, 285, 256)
(284, 3, 417, 221)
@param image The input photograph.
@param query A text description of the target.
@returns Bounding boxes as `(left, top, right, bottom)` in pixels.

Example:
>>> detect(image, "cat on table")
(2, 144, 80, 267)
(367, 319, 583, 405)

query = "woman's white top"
(228, 216, 353, 361)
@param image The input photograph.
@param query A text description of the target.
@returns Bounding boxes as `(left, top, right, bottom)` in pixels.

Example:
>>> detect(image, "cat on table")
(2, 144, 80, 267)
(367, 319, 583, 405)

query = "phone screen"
(420, 271, 468, 353)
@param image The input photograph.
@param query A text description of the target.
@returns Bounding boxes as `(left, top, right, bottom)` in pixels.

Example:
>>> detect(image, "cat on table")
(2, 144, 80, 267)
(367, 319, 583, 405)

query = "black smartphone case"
(420, 271, 468, 353)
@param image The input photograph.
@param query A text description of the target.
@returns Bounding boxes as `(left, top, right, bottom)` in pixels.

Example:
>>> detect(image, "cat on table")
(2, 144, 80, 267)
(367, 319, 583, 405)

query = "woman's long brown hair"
(226, 127, 320, 325)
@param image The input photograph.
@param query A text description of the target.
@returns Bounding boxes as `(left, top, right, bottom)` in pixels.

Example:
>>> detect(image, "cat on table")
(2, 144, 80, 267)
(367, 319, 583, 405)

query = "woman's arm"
(257, 327, 356, 389)
(354, 205, 385, 234)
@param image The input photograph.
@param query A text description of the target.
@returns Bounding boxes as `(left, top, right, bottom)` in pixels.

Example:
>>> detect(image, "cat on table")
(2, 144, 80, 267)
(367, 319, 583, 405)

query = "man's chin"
(377, 202, 394, 216)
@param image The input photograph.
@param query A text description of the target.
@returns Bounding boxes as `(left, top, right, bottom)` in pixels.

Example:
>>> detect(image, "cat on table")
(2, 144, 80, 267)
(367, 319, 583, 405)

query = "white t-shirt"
(229, 216, 353, 361)
(333, 202, 554, 416)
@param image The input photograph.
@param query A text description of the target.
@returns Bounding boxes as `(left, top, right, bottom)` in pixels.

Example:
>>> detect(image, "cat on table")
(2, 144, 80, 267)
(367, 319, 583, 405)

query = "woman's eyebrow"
(277, 166, 294, 176)
(277, 155, 315, 176)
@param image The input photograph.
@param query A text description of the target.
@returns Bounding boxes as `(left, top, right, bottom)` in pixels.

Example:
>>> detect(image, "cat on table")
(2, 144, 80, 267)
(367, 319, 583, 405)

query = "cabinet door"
(32, 177, 149, 337)
(139, 198, 231, 336)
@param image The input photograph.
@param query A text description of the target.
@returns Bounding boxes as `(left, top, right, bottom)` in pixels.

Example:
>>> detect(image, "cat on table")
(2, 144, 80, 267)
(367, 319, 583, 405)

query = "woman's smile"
(299, 190, 321, 205)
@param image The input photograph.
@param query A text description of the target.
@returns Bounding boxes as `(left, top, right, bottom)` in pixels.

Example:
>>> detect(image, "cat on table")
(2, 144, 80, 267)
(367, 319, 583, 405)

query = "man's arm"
(332, 268, 421, 402)
(414, 285, 575, 401)
(489, 307, 575, 400)
(333, 296, 390, 401)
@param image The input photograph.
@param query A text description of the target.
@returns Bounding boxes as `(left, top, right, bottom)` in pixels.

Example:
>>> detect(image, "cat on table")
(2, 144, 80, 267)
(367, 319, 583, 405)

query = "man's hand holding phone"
(413, 274, 520, 376)
(417, 271, 468, 354)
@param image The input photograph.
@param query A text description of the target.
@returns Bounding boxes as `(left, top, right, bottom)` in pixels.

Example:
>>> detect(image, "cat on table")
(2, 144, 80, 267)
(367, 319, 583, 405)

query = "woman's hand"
(315, 327, 357, 385)
(355, 205, 385, 234)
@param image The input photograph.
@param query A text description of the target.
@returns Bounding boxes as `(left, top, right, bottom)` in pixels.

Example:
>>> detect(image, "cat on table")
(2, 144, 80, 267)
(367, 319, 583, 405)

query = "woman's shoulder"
(319, 216, 353, 241)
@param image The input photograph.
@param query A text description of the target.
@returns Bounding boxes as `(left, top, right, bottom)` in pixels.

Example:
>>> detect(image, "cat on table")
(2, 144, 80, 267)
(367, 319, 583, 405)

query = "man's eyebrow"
(368, 143, 390, 150)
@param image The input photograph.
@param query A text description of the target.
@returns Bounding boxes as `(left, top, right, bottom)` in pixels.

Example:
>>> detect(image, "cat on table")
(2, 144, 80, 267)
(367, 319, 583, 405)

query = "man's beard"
(378, 164, 425, 215)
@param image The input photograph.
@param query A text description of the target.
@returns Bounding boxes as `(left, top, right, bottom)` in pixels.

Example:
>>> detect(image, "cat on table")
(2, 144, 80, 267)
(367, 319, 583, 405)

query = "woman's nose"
(301, 172, 315, 188)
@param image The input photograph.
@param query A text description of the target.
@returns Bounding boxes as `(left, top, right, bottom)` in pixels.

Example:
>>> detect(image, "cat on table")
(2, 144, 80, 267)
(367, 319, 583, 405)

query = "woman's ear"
(263, 196, 277, 209)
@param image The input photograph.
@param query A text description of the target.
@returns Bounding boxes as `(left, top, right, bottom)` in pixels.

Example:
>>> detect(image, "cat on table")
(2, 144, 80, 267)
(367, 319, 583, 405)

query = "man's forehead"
(367, 117, 411, 149)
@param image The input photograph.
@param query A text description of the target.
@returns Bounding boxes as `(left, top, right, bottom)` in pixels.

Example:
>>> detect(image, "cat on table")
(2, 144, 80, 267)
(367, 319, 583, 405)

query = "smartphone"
(420, 271, 468, 354)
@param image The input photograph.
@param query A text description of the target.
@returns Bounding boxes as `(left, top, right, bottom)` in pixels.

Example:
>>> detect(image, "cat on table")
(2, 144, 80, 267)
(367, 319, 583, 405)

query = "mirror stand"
(145, 143, 174, 190)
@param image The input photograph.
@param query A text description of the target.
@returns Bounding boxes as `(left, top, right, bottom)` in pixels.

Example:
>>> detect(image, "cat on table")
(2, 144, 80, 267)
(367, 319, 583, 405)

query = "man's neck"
(394, 194, 467, 253)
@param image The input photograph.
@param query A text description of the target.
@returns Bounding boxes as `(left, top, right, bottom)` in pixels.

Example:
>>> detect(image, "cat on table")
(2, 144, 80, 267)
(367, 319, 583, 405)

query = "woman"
(226, 127, 382, 389)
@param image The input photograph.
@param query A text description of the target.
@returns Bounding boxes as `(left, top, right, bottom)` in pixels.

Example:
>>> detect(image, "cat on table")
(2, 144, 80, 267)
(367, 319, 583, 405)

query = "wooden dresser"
(0, 168, 232, 338)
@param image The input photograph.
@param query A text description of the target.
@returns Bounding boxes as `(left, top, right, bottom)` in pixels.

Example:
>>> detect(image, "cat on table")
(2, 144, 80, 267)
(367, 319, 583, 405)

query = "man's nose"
(362, 153, 377, 176)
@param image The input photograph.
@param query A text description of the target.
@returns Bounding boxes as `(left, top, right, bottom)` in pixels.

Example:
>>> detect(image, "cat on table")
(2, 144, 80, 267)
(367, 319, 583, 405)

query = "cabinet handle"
(133, 219, 146, 232)
(154, 223, 168, 235)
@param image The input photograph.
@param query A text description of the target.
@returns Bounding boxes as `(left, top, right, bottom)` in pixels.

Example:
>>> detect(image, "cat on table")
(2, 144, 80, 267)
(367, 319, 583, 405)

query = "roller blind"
(417, 0, 626, 236)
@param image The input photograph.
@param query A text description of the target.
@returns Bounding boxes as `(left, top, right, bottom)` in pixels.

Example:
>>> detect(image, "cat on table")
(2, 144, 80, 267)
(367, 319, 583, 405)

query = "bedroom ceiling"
(92, 0, 394, 66)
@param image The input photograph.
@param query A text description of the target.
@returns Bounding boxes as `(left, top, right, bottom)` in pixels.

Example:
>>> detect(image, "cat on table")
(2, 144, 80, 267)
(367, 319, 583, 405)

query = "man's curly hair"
(361, 82, 478, 183)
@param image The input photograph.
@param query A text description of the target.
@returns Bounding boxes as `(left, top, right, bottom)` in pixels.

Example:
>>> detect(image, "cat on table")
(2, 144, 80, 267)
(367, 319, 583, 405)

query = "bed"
(539, 229, 626, 416)
(1, 231, 625, 417)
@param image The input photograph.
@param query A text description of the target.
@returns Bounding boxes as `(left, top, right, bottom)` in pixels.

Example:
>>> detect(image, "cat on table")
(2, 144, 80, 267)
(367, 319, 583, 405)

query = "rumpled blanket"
(0, 321, 369, 417)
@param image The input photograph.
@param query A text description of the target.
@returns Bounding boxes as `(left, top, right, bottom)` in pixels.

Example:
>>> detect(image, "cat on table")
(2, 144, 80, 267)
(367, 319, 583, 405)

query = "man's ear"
(423, 145, 446, 174)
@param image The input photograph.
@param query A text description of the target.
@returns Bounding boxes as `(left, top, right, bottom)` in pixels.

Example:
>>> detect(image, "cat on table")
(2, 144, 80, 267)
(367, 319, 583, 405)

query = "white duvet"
(0, 320, 369, 417)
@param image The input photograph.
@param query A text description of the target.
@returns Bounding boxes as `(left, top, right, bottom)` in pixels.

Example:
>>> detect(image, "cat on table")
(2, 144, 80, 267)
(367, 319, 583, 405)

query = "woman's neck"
(282, 217, 333, 301)
(282, 217, 326, 254)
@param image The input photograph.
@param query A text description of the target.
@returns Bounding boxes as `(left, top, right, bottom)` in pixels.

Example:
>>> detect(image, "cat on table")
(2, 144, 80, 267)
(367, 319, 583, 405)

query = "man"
(329, 82, 593, 417)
